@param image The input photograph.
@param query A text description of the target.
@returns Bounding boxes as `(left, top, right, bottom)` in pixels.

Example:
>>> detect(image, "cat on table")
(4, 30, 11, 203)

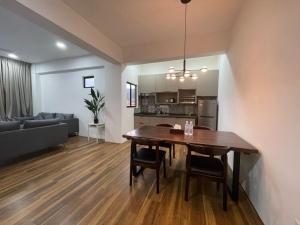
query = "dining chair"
(129, 137, 167, 194)
(185, 143, 230, 211)
(156, 124, 176, 166)
(193, 126, 212, 130)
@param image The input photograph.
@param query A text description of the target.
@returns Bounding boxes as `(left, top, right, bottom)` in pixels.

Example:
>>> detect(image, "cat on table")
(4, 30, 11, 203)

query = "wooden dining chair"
(185, 144, 230, 211)
(156, 124, 176, 166)
(129, 137, 167, 194)
(193, 126, 212, 130)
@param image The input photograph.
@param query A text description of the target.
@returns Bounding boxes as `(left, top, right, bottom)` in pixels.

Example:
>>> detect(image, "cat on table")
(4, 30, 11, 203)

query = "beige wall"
(218, 0, 300, 224)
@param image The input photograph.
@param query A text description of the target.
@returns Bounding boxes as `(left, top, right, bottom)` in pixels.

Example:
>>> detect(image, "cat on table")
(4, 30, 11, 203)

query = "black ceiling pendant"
(181, 0, 191, 4)
(165, 0, 208, 82)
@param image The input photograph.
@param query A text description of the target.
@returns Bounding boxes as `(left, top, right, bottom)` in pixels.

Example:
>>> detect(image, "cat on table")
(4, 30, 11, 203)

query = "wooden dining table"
(123, 126, 259, 202)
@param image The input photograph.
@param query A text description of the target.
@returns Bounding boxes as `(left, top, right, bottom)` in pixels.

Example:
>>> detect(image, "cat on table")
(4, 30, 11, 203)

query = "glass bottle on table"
(184, 121, 189, 135)
(189, 121, 194, 136)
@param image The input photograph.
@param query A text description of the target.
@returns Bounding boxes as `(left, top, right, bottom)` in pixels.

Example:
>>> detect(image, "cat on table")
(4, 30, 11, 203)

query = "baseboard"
(228, 167, 264, 225)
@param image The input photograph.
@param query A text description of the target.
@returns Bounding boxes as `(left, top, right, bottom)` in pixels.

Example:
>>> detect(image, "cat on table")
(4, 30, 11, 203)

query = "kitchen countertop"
(134, 113, 197, 119)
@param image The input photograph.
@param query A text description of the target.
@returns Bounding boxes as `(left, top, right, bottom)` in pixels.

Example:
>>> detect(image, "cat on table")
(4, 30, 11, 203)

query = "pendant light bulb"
(192, 74, 198, 80)
(200, 67, 208, 73)
(184, 71, 190, 78)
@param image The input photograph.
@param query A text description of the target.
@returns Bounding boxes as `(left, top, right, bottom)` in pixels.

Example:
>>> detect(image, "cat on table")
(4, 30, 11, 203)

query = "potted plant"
(84, 88, 105, 124)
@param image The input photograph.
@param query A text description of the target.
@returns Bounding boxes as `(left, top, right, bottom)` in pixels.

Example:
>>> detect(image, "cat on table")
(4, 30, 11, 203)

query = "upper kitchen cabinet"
(154, 74, 166, 92)
(155, 74, 178, 92)
(177, 76, 197, 89)
(138, 70, 219, 96)
(139, 75, 156, 93)
(196, 70, 219, 96)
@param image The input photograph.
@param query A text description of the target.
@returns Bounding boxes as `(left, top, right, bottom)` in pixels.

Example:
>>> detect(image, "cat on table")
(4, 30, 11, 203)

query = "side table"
(88, 123, 105, 143)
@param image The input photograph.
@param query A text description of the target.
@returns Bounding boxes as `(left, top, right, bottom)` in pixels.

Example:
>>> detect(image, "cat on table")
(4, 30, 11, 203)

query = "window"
(126, 82, 137, 107)
(83, 76, 95, 88)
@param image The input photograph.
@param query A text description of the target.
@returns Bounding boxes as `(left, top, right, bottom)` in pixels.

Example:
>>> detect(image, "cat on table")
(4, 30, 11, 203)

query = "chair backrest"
(131, 137, 161, 148)
(130, 137, 162, 162)
(186, 144, 230, 173)
(186, 144, 229, 178)
(187, 144, 229, 156)
(193, 126, 212, 130)
(156, 124, 173, 128)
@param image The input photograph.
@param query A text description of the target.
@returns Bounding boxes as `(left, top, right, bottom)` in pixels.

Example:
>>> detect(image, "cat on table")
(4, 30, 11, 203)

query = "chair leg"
(163, 158, 167, 178)
(223, 182, 227, 211)
(173, 144, 176, 158)
(169, 147, 172, 166)
(129, 164, 133, 186)
(156, 168, 160, 194)
(185, 173, 190, 201)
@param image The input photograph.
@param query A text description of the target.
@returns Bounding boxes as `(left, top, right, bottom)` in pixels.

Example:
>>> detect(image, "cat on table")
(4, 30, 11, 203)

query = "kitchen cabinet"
(155, 74, 178, 92)
(178, 89, 196, 104)
(177, 77, 197, 89)
(165, 78, 178, 92)
(134, 116, 150, 128)
(139, 70, 219, 96)
(139, 75, 156, 93)
(156, 92, 178, 104)
(196, 70, 219, 96)
(154, 75, 166, 92)
(134, 116, 196, 129)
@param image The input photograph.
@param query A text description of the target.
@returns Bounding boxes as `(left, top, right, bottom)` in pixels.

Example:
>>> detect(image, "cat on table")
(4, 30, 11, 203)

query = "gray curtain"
(0, 57, 32, 120)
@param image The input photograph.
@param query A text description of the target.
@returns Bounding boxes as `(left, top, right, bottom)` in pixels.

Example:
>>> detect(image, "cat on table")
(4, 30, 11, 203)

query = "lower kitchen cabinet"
(134, 116, 196, 129)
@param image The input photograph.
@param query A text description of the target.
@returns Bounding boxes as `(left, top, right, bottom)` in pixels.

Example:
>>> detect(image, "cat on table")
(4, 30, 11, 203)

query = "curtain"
(0, 57, 32, 120)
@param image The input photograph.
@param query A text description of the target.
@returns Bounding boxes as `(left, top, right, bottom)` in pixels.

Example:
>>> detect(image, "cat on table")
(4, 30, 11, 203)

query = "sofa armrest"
(60, 118, 79, 135)
(14, 116, 35, 124)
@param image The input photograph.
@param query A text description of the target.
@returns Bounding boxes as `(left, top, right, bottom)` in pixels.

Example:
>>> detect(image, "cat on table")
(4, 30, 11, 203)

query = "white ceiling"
(0, 5, 89, 63)
(62, 0, 243, 48)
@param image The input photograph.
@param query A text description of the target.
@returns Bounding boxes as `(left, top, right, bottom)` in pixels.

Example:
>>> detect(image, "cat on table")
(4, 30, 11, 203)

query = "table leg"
(88, 126, 90, 142)
(231, 151, 241, 202)
(96, 126, 99, 143)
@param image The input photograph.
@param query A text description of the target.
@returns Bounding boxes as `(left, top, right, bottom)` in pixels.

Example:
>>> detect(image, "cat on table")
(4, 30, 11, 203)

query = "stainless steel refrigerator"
(197, 100, 218, 130)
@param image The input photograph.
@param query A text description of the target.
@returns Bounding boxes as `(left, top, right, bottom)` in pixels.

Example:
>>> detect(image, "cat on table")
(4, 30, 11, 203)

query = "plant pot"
(94, 117, 99, 124)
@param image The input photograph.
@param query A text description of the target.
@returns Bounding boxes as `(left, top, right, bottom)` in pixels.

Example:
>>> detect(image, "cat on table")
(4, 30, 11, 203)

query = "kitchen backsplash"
(136, 95, 197, 115)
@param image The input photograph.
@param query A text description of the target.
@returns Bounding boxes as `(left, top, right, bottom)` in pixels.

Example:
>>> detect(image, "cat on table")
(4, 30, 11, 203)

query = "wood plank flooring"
(0, 137, 263, 225)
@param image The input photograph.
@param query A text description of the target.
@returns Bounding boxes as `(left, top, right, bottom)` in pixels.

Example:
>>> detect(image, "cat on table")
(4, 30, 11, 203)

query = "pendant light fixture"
(166, 0, 208, 82)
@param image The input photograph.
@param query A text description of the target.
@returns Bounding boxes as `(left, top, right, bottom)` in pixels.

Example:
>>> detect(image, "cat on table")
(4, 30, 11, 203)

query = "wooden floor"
(0, 137, 263, 225)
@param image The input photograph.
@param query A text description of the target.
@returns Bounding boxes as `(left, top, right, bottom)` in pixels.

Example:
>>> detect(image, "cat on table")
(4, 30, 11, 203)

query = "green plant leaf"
(90, 88, 97, 99)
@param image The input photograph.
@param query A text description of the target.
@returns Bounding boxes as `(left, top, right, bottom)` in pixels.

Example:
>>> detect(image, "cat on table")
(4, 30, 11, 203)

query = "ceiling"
(62, 0, 243, 48)
(0, 5, 89, 63)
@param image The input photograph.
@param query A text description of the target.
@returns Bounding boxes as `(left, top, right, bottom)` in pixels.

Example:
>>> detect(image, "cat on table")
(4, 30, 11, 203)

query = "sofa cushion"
(55, 113, 65, 120)
(55, 113, 74, 119)
(23, 119, 59, 129)
(63, 114, 74, 119)
(34, 113, 44, 120)
(43, 112, 56, 119)
(0, 121, 20, 132)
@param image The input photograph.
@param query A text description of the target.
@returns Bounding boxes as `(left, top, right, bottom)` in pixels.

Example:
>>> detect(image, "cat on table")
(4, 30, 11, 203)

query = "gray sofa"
(0, 120, 68, 164)
(15, 112, 79, 136)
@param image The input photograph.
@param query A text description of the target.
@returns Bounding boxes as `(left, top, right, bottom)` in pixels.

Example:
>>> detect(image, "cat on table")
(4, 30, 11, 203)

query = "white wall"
(139, 55, 219, 75)
(32, 55, 123, 143)
(121, 65, 140, 141)
(218, 0, 300, 224)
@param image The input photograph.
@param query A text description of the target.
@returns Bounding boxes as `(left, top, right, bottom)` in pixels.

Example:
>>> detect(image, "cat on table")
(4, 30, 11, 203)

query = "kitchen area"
(134, 69, 219, 130)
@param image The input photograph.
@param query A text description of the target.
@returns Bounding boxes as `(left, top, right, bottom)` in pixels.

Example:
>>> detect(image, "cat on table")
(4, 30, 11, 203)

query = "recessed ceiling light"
(8, 53, 18, 59)
(56, 41, 67, 50)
